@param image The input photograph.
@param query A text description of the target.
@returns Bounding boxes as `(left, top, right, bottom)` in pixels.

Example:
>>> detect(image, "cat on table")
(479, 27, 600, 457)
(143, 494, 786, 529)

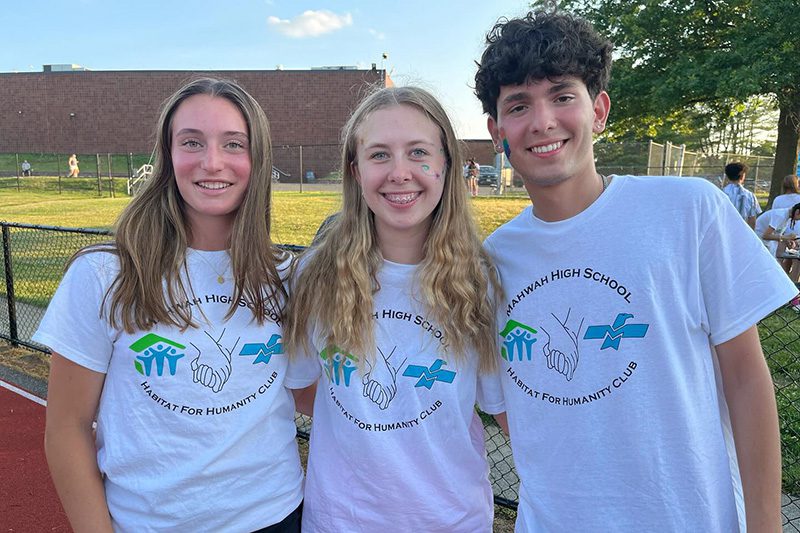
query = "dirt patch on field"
(0, 342, 49, 381)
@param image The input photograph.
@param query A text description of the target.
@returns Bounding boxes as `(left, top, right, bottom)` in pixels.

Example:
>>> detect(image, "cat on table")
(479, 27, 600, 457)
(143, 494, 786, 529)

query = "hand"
(362, 346, 406, 410)
(190, 328, 239, 393)
(541, 309, 584, 381)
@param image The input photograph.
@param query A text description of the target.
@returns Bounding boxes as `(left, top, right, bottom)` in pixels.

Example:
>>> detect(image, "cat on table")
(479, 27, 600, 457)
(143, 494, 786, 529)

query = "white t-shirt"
(758, 208, 790, 256)
(484, 175, 796, 532)
(287, 260, 503, 533)
(772, 193, 800, 210)
(34, 249, 303, 532)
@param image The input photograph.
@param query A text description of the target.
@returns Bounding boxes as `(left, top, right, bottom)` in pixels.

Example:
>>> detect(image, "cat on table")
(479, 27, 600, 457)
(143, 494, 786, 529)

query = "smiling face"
(170, 94, 251, 246)
(488, 76, 609, 195)
(353, 104, 446, 262)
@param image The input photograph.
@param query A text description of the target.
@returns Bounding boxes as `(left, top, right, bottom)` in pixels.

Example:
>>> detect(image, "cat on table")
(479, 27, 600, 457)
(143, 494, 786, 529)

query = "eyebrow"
(174, 128, 248, 138)
(362, 139, 437, 149)
(501, 80, 580, 104)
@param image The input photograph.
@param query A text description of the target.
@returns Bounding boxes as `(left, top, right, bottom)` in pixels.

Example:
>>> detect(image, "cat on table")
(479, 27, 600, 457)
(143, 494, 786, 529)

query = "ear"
(487, 115, 501, 146)
(592, 91, 611, 133)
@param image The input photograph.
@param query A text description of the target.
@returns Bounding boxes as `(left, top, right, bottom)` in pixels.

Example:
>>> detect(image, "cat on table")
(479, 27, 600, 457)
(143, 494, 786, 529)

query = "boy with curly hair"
(476, 9, 795, 531)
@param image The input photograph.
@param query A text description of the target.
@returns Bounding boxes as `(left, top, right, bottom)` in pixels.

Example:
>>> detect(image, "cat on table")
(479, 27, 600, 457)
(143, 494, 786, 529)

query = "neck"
(527, 170, 607, 222)
(188, 217, 234, 251)
(376, 225, 429, 265)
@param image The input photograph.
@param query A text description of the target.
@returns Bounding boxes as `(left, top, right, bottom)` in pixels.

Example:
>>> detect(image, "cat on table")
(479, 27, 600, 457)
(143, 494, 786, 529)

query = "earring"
(494, 143, 503, 153)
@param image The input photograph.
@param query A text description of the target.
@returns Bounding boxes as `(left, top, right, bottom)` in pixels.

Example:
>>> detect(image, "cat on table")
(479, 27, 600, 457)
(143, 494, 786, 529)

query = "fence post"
(108, 153, 114, 198)
(1, 225, 19, 346)
(14, 153, 20, 192)
(677, 144, 686, 177)
(128, 152, 134, 178)
(299, 145, 304, 193)
(661, 141, 670, 176)
(647, 140, 654, 175)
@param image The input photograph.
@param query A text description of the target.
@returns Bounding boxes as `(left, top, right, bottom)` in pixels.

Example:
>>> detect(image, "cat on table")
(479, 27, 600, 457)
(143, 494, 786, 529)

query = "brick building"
(0, 67, 391, 181)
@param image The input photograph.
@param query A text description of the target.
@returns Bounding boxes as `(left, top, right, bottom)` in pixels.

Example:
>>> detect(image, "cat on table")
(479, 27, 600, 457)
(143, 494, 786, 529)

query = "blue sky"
(2, 1, 533, 139)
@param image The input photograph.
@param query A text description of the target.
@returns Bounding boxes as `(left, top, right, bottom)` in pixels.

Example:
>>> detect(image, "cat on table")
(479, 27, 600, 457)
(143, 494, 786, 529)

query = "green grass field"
(0, 186, 529, 306)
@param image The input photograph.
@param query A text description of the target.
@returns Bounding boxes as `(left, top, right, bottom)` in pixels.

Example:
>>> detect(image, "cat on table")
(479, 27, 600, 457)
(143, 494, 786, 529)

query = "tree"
(555, 0, 800, 203)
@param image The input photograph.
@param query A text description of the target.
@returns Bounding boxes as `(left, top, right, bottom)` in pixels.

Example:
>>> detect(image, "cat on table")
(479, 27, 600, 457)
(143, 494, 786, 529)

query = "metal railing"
(3, 221, 800, 526)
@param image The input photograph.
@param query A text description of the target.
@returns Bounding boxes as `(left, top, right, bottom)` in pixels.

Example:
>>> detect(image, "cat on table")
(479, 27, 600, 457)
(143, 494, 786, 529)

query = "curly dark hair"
(474, 10, 613, 119)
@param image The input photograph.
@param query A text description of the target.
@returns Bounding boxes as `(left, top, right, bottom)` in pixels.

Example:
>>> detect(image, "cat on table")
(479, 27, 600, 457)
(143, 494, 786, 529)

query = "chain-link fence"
(4, 221, 800, 526)
(0, 152, 153, 196)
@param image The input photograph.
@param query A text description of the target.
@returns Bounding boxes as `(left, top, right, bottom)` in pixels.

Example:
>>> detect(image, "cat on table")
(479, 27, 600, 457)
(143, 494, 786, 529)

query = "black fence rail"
(2, 221, 800, 526)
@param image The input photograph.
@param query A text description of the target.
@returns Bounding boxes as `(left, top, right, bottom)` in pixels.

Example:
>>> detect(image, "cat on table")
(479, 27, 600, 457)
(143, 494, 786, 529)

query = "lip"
(528, 140, 566, 157)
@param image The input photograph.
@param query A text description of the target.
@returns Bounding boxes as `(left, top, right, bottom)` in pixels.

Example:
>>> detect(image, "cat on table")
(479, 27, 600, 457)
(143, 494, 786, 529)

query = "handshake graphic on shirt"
(190, 328, 239, 393)
(541, 309, 584, 382)
(362, 346, 407, 410)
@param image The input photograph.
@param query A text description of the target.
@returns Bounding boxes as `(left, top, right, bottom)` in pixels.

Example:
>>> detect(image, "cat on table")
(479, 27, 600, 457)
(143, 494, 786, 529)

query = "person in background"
(772, 174, 800, 210)
(475, 9, 795, 531)
(722, 161, 761, 229)
(21, 159, 32, 176)
(466, 157, 480, 197)
(67, 154, 80, 177)
(35, 78, 305, 532)
(763, 202, 800, 280)
(284, 86, 504, 532)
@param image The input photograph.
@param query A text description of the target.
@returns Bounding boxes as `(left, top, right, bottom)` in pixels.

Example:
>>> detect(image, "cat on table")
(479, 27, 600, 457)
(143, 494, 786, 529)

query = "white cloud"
(267, 10, 353, 38)
(368, 28, 385, 40)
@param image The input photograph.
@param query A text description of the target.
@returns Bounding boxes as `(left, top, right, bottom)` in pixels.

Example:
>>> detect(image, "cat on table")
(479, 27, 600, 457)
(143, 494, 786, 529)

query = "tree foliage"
(552, 0, 800, 200)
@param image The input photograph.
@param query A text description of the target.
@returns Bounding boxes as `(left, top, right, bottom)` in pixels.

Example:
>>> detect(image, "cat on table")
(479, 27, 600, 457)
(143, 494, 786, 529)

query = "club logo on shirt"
(320, 345, 359, 387)
(402, 359, 456, 389)
(583, 313, 649, 350)
(499, 319, 537, 361)
(130, 333, 186, 376)
(239, 334, 283, 364)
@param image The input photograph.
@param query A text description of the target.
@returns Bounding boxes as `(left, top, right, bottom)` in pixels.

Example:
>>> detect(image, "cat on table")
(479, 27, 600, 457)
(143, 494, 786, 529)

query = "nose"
(201, 146, 224, 172)
(528, 102, 557, 133)
(388, 159, 413, 183)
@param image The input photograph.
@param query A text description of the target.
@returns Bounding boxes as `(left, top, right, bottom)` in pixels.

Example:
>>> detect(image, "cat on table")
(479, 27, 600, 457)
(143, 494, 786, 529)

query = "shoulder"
(615, 174, 723, 202)
(484, 205, 533, 249)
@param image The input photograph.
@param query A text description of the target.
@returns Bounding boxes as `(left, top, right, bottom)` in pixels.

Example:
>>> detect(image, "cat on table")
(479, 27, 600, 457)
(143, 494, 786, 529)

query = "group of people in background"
(725, 158, 800, 284)
(35, 8, 795, 533)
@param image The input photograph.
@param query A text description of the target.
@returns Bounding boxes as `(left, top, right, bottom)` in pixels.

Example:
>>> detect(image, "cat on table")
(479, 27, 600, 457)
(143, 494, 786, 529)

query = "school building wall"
(0, 68, 390, 181)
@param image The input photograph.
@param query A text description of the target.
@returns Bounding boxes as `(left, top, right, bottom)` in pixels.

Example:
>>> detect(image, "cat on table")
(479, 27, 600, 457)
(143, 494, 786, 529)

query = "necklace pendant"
(217, 275, 225, 284)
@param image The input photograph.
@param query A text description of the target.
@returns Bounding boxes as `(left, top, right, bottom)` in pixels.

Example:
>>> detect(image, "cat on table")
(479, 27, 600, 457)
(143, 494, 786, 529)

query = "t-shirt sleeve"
(32, 253, 115, 373)
(476, 367, 505, 414)
(284, 348, 321, 389)
(282, 255, 322, 389)
(699, 188, 798, 346)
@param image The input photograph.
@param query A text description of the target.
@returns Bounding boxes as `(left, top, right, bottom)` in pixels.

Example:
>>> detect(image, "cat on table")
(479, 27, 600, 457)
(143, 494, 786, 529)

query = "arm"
(747, 215, 756, 230)
(493, 411, 509, 435)
(716, 326, 781, 532)
(45, 352, 113, 533)
(291, 382, 317, 417)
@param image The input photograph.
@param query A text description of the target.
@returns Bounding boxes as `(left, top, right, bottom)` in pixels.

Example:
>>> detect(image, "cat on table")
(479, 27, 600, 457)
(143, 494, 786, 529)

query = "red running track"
(0, 381, 71, 532)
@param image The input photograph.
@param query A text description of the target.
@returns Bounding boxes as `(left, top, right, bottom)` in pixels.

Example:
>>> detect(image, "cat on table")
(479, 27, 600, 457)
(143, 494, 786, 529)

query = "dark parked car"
(477, 165, 499, 186)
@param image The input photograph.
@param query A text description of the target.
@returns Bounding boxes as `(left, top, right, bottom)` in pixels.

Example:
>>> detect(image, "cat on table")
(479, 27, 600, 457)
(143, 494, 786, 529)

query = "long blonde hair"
(75, 77, 286, 332)
(285, 86, 500, 372)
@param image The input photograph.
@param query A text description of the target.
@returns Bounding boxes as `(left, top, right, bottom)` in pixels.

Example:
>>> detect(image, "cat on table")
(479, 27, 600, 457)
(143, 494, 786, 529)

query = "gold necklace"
(192, 250, 230, 284)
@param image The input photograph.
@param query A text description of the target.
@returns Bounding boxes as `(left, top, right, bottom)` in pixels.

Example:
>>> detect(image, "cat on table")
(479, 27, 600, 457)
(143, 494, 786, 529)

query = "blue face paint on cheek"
(503, 138, 511, 158)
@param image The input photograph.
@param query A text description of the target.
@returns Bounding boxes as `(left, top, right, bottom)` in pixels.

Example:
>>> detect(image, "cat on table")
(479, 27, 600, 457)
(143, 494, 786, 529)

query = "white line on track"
(0, 379, 47, 406)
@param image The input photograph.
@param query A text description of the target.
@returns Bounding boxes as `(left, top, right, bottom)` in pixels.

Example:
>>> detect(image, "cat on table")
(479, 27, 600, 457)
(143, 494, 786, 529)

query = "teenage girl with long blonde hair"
(285, 86, 505, 532)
